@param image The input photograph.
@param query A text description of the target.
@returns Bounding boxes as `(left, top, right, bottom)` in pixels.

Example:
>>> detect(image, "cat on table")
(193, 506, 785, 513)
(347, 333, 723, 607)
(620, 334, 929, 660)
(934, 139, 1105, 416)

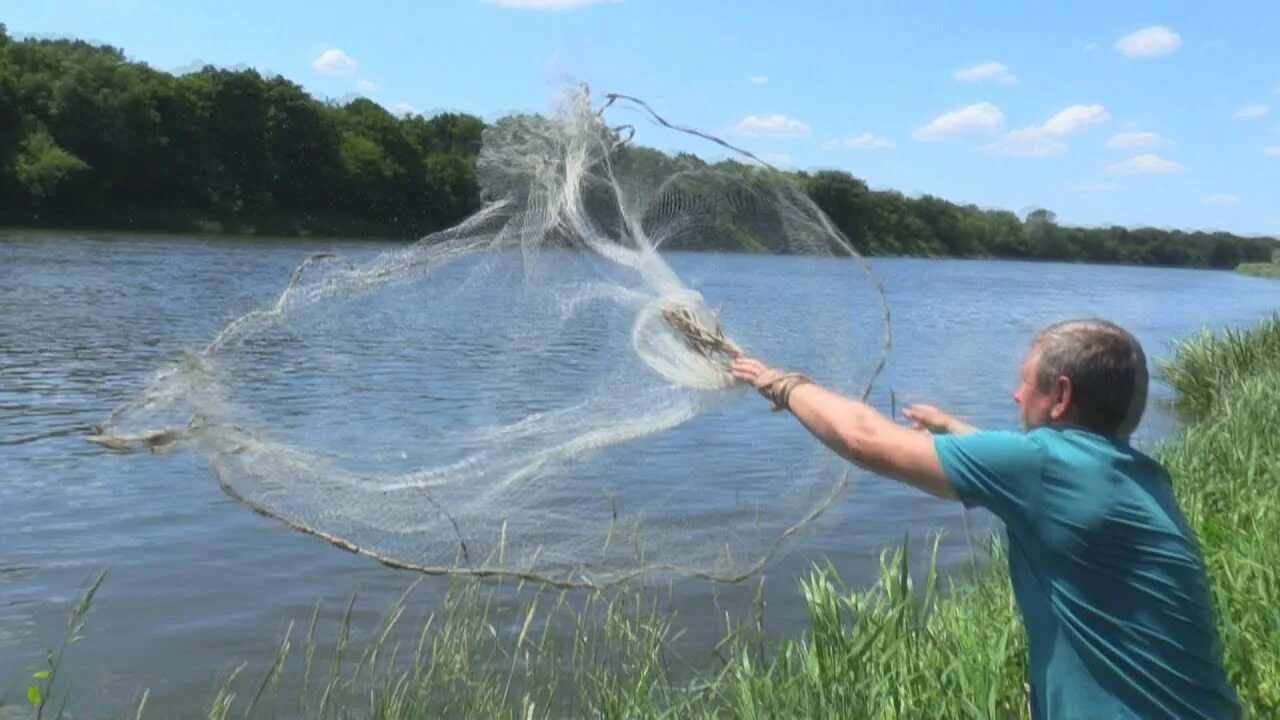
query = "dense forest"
(2, 25, 1276, 268)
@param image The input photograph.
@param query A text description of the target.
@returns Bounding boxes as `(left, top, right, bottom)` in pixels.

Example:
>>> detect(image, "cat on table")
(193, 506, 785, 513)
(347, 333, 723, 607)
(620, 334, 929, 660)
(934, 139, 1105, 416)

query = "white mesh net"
(91, 87, 891, 589)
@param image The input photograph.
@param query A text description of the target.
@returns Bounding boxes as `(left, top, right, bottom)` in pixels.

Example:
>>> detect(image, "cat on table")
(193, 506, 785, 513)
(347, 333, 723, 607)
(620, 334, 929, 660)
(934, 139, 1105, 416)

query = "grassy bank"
(11, 317, 1279, 718)
(1236, 262, 1280, 279)
(0, 209, 435, 242)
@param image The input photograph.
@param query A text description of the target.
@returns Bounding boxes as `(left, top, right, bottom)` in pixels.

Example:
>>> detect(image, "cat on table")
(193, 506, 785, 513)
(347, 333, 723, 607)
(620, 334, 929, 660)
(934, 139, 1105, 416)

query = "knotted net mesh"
(91, 87, 891, 589)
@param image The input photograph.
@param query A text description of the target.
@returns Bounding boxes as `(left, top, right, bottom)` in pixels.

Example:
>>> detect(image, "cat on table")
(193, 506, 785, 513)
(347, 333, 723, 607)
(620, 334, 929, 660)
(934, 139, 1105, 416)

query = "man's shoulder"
(932, 430, 1047, 518)
(933, 429, 1047, 482)
(1029, 428, 1167, 476)
(940, 428, 1049, 457)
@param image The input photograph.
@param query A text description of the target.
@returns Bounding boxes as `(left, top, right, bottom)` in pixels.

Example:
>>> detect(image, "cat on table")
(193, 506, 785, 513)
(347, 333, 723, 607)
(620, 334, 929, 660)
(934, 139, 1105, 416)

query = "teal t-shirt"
(935, 428, 1241, 720)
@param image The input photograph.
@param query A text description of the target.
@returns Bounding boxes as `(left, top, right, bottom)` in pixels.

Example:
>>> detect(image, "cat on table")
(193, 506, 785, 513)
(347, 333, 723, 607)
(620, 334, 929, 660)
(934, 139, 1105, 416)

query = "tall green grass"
(191, 538, 1030, 719)
(1156, 314, 1280, 417)
(1157, 324, 1280, 714)
(10, 317, 1279, 718)
(1236, 262, 1280, 279)
(709, 540, 1029, 719)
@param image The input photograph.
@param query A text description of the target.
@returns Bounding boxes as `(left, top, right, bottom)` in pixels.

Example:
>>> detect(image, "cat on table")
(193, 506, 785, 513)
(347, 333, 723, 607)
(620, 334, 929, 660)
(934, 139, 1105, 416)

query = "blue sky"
(7, 0, 1280, 237)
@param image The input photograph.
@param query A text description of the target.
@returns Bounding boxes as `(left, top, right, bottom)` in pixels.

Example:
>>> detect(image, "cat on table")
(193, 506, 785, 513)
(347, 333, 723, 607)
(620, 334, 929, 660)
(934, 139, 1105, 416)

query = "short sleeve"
(934, 430, 1045, 530)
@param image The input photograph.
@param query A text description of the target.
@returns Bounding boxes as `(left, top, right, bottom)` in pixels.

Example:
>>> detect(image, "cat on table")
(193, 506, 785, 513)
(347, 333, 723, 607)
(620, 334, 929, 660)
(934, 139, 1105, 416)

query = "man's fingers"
(730, 357, 770, 385)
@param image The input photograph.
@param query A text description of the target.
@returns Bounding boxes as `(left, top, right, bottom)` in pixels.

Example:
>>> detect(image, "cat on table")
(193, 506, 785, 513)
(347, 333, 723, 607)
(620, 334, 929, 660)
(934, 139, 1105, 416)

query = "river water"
(2, 232, 1277, 715)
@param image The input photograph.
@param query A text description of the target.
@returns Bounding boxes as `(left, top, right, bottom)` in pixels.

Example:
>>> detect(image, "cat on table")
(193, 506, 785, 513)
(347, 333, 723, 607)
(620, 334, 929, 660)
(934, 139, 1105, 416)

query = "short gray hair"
(1032, 319, 1149, 437)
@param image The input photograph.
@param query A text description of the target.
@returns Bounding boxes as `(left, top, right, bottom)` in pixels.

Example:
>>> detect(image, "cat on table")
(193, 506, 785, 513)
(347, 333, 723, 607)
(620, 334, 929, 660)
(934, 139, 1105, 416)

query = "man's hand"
(730, 357, 812, 411)
(729, 357, 784, 392)
(902, 404, 977, 436)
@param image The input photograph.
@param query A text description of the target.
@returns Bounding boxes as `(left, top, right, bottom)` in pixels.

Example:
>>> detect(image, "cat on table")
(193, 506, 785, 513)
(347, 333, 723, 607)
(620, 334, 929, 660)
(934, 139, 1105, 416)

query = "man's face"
(1014, 348, 1059, 431)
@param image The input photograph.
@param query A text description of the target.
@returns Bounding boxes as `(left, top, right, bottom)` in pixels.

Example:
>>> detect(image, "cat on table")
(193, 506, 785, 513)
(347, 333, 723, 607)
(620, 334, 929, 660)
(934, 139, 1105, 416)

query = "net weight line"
(209, 450, 850, 592)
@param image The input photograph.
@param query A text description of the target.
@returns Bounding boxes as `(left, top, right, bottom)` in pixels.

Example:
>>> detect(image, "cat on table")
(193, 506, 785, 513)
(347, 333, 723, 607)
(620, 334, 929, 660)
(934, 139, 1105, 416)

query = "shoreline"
(3, 224, 1266, 275)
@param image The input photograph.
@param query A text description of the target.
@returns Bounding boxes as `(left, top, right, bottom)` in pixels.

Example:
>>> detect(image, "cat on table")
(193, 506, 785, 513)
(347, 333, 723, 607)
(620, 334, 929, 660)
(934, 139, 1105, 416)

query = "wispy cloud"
(984, 127, 1067, 158)
(1115, 26, 1182, 58)
(733, 114, 810, 139)
(748, 75, 768, 85)
(1042, 104, 1110, 135)
(1108, 131, 1169, 150)
(1234, 104, 1270, 119)
(357, 79, 378, 93)
(312, 49, 357, 76)
(823, 132, 895, 150)
(954, 61, 1017, 85)
(1202, 193, 1239, 205)
(1105, 153, 1183, 176)
(1264, 146, 1280, 157)
(913, 102, 1004, 142)
(394, 102, 418, 117)
(1083, 42, 1099, 54)
(983, 104, 1109, 158)
(485, 0, 613, 9)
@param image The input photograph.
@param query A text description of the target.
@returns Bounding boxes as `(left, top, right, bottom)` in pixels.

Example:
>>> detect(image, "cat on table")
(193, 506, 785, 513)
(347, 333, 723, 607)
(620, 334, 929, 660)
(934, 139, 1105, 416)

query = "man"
(730, 318, 1241, 719)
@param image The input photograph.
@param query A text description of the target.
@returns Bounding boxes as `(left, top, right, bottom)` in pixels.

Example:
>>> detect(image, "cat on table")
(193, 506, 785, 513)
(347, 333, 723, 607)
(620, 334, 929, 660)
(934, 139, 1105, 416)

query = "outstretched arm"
(731, 357, 958, 501)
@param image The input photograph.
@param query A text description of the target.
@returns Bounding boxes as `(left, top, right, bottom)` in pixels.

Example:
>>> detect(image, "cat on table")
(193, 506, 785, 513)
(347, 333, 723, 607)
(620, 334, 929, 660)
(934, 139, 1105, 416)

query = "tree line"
(2, 26, 1275, 268)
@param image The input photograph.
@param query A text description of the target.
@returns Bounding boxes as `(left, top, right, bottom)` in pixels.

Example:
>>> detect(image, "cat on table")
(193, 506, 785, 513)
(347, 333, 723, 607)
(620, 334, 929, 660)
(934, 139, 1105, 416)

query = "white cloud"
(1234, 104, 1270, 119)
(1264, 146, 1280, 157)
(357, 79, 378, 93)
(983, 104, 1109, 158)
(733, 114, 810, 139)
(1073, 182, 1120, 193)
(1042, 104, 1110, 135)
(954, 61, 1018, 85)
(1108, 131, 1168, 149)
(748, 75, 768, 85)
(1202, 193, 1239, 205)
(824, 132, 895, 150)
(485, 0, 612, 8)
(1115, 26, 1182, 58)
(913, 102, 1004, 142)
(1105, 153, 1183, 176)
(983, 127, 1066, 158)
(312, 48, 357, 76)
(394, 102, 418, 117)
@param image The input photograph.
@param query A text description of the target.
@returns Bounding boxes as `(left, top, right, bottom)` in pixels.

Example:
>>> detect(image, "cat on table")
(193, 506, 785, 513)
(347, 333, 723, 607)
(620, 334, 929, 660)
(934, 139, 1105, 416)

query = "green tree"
(14, 129, 89, 201)
(0, 28, 1277, 261)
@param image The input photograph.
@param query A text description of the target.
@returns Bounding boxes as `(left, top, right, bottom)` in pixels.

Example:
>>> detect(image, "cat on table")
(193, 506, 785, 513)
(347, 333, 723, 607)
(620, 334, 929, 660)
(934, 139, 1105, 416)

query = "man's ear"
(1049, 375, 1073, 421)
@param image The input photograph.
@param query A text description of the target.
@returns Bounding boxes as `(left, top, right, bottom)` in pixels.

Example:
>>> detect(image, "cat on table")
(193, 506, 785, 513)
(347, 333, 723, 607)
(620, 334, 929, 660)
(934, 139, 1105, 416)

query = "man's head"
(1013, 319, 1149, 438)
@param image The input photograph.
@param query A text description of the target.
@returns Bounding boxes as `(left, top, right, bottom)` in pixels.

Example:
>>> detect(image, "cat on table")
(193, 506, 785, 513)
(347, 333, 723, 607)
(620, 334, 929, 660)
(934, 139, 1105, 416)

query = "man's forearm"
(782, 383, 957, 499)
(731, 356, 956, 499)
(784, 383, 887, 464)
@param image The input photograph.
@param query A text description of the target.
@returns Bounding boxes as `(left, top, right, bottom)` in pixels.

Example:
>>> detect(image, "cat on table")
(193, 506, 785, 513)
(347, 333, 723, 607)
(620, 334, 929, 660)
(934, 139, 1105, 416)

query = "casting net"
(90, 87, 891, 589)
